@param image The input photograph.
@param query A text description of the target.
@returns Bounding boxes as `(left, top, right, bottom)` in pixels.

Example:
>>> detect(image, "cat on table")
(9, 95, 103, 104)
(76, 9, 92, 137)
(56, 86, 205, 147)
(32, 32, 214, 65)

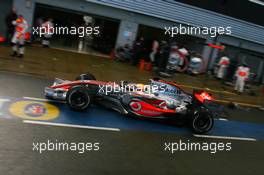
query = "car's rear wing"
(193, 90, 214, 103)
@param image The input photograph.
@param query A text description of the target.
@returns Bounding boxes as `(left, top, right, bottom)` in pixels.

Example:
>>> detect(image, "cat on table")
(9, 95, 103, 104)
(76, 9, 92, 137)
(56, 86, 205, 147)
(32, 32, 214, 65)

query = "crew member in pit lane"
(217, 55, 230, 79)
(234, 63, 250, 93)
(41, 18, 54, 48)
(11, 15, 28, 58)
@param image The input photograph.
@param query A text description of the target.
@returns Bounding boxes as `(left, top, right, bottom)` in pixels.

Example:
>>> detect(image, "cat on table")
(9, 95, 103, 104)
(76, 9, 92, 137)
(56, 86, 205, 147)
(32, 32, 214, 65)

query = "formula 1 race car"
(44, 73, 215, 133)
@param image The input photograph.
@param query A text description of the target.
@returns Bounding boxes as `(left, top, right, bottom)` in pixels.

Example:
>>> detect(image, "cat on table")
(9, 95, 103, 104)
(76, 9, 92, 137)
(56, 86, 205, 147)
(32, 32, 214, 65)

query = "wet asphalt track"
(0, 71, 263, 175)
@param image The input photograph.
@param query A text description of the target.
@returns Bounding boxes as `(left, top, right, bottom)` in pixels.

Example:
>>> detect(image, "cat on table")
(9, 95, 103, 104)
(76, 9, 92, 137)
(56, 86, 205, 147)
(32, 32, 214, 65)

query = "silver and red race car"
(44, 73, 214, 133)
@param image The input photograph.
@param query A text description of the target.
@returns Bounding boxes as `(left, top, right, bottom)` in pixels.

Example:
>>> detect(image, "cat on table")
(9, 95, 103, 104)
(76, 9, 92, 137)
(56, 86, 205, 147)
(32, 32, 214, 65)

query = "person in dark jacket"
(131, 37, 145, 65)
(5, 8, 17, 45)
(158, 40, 171, 76)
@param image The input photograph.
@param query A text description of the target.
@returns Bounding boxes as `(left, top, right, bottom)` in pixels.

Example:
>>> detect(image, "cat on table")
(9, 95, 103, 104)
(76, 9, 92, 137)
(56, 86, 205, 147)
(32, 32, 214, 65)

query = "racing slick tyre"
(75, 73, 96, 81)
(190, 109, 214, 134)
(66, 85, 91, 111)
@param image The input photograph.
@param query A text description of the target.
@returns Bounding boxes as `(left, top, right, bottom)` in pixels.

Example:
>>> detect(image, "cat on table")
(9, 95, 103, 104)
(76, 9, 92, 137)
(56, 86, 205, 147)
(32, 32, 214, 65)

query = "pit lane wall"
(13, 0, 264, 70)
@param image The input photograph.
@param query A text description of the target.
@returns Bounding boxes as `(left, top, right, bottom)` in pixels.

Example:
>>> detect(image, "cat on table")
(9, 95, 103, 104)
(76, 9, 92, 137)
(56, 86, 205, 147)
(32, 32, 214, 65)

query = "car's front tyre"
(66, 85, 91, 111)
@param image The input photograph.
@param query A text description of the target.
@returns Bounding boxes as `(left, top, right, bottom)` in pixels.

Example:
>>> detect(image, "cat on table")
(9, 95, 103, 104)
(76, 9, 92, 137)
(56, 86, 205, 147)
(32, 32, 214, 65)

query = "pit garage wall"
(13, 0, 264, 69)
(12, 0, 177, 47)
(0, 0, 14, 36)
(12, 0, 206, 59)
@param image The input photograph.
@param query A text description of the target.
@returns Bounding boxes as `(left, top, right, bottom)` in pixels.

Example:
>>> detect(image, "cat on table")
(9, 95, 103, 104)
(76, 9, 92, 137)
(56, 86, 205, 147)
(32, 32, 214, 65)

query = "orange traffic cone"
(139, 59, 145, 70)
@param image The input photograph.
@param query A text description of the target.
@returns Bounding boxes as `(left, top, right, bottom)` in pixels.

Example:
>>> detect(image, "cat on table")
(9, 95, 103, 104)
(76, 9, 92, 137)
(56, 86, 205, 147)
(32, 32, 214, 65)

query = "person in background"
(177, 45, 189, 68)
(41, 18, 54, 47)
(166, 42, 179, 71)
(234, 63, 250, 93)
(188, 52, 203, 75)
(35, 17, 43, 28)
(158, 40, 170, 77)
(33, 17, 43, 43)
(5, 7, 17, 46)
(225, 57, 238, 83)
(131, 37, 144, 65)
(217, 55, 230, 79)
(11, 15, 28, 58)
(178, 46, 189, 56)
(149, 39, 159, 64)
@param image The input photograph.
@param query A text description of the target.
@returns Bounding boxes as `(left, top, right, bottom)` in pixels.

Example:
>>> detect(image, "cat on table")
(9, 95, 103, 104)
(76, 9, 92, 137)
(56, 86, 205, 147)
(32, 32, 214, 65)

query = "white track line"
(0, 99, 10, 102)
(217, 118, 228, 121)
(193, 134, 256, 141)
(23, 97, 65, 103)
(23, 120, 120, 132)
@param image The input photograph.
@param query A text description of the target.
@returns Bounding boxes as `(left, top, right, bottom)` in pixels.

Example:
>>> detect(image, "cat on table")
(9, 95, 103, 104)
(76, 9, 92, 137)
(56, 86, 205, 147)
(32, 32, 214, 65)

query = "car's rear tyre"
(66, 85, 91, 111)
(75, 73, 96, 81)
(191, 110, 214, 134)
